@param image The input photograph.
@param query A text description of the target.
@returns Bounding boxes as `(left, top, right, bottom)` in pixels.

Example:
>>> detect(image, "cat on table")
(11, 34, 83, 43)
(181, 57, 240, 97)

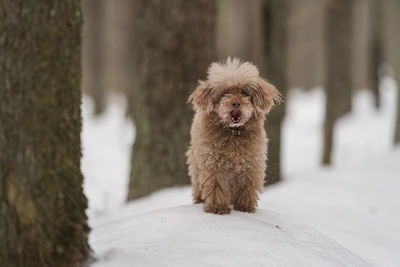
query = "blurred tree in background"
(322, 0, 353, 165)
(286, 0, 324, 90)
(352, 0, 375, 98)
(0, 1, 90, 266)
(382, 0, 400, 144)
(126, 0, 216, 200)
(217, 0, 265, 69)
(367, 0, 383, 109)
(263, 0, 288, 184)
(110, 0, 137, 106)
(82, 0, 107, 115)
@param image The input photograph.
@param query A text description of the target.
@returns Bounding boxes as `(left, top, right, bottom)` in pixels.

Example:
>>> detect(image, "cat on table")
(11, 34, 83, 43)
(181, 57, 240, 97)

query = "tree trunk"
(216, 0, 265, 70)
(263, 0, 288, 184)
(369, 34, 382, 109)
(0, 1, 90, 266)
(322, 0, 353, 165)
(127, 0, 216, 200)
(287, 0, 325, 90)
(368, 0, 383, 109)
(109, 0, 137, 102)
(352, 0, 371, 93)
(82, 0, 107, 115)
(395, 67, 400, 144)
(382, 1, 400, 144)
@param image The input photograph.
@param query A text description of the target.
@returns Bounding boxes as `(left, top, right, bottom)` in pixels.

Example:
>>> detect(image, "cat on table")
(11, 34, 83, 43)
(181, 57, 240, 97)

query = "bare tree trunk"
(382, 0, 400, 144)
(368, 0, 383, 109)
(395, 67, 400, 143)
(352, 0, 371, 92)
(287, 0, 325, 90)
(0, 1, 90, 266)
(322, 0, 353, 165)
(263, 0, 288, 184)
(109, 0, 137, 102)
(127, 0, 216, 200)
(394, 70, 400, 144)
(82, 0, 107, 115)
(217, 0, 265, 70)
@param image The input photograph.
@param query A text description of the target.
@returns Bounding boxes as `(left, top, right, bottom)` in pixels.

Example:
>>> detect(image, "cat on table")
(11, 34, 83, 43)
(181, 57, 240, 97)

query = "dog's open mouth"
(231, 110, 241, 123)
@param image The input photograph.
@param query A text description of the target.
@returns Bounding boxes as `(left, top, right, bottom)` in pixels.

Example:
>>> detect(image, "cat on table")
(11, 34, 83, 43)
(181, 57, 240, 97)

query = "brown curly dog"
(186, 57, 282, 215)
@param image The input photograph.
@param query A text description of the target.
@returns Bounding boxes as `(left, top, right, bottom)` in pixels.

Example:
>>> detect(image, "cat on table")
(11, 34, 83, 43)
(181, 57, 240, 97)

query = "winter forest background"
(1, 0, 400, 266)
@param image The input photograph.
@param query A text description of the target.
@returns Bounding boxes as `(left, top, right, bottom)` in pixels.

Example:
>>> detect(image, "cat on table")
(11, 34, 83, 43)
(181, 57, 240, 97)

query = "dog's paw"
(193, 195, 204, 204)
(233, 204, 256, 213)
(203, 204, 231, 215)
(193, 198, 204, 204)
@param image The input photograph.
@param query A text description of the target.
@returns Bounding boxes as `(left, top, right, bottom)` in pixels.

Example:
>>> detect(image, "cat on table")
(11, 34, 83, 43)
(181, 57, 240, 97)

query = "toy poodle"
(186, 57, 282, 214)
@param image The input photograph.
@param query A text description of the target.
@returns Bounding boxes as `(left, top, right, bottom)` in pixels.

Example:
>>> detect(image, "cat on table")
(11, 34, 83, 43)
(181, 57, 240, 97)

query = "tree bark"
(127, 0, 216, 200)
(322, 0, 353, 165)
(0, 1, 90, 266)
(263, 0, 288, 184)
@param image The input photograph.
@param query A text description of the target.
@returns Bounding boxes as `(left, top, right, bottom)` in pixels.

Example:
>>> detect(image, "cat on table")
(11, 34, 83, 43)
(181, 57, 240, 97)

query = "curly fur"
(187, 57, 281, 214)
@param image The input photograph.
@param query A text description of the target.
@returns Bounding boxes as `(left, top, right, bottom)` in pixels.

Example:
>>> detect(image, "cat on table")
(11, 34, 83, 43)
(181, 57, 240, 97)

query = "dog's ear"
(252, 79, 283, 113)
(187, 81, 214, 112)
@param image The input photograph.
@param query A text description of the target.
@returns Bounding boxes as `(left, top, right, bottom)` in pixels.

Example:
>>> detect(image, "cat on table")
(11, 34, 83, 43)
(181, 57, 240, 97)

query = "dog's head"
(188, 57, 282, 128)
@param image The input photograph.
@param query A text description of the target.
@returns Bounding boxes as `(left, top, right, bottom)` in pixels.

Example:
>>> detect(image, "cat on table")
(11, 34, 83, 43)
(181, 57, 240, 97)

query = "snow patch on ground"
(260, 147, 400, 267)
(91, 205, 369, 267)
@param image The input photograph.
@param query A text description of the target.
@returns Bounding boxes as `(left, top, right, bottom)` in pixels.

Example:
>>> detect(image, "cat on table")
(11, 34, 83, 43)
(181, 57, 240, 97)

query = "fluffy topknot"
(189, 57, 282, 113)
(206, 57, 261, 88)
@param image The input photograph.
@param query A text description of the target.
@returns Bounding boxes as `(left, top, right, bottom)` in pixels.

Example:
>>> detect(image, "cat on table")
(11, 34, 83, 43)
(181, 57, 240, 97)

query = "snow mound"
(91, 205, 368, 267)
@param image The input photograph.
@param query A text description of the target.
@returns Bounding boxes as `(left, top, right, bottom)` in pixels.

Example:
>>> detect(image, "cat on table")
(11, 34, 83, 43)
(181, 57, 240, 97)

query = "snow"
(82, 76, 400, 266)
(259, 148, 400, 267)
(81, 95, 133, 219)
(91, 206, 369, 267)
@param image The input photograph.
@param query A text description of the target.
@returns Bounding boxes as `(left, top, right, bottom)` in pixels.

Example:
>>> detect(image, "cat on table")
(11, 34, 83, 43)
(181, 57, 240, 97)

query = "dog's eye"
(240, 91, 249, 97)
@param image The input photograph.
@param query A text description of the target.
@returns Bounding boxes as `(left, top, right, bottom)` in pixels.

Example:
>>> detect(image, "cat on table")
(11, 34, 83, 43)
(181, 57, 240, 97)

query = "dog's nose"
(232, 102, 240, 109)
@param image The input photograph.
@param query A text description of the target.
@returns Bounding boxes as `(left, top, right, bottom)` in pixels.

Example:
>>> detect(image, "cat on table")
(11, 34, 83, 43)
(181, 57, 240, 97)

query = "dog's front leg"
(192, 180, 203, 204)
(232, 176, 259, 213)
(201, 176, 231, 215)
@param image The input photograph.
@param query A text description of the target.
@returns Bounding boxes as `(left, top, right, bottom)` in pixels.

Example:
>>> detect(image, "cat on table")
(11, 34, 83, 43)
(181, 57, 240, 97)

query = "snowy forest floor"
(82, 77, 400, 266)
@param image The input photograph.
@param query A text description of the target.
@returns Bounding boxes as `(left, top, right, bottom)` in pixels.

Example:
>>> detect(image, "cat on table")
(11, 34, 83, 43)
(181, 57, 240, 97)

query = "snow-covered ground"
(82, 77, 400, 266)
(91, 206, 369, 267)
